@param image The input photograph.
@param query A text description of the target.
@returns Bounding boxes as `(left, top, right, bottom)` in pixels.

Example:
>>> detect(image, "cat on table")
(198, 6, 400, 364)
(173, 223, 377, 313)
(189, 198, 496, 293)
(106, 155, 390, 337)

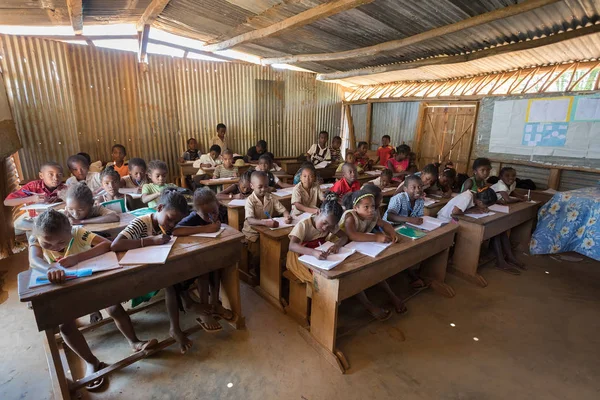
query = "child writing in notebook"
(367, 168, 394, 189)
(65, 154, 102, 194)
(335, 153, 364, 174)
(384, 175, 424, 225)
(121, 157, 147, 191)
(354, 141, 373, 170)
(30, 210, 156, 390)
(213, 149, 238, 179)
(172, 188, 233, 331)
(340, 189, 406, 319)
(291, 165, 323, 216)
(306, 130, 331, 165)
(387, 144, 411, 174)
(4, 162, 66, 207)
(287, 193, 348, 283)
(197, 145, 222, 168)
(180, 138, 200, 162)
(461, 158, 491, 193)
(65, 183, 120, 225)
(142, 160, 177, 209)
(394, 163, 439, 195)
(97, 167, 124, 204)
(217, 169, 253, 200)
(111, 188, 193, 353)
(109, 144, 129, 178)
(331, 163, 360, 198)
(437, 187, 524, 274)
(491, 167, 526, 203)
(256, 154, 292, 190)
(243, 171, 292, 270)
(428, 166, 456, 198)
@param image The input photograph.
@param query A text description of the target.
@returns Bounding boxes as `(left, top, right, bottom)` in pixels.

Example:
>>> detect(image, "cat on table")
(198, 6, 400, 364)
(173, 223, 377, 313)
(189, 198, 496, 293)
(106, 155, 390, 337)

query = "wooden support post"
(344, 104, 357, 150)
(138, 24, 150, 64)
(365, 102, 373, 149)
(66, 0, 83, 35)
(547, 168, 561, 190)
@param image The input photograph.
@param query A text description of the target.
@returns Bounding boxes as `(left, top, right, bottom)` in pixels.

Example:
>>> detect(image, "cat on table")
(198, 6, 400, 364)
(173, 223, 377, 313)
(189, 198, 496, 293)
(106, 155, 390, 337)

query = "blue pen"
(264, 211, 272, 219)
(36, 268, 93, 284)
(22, 190, 36, 196)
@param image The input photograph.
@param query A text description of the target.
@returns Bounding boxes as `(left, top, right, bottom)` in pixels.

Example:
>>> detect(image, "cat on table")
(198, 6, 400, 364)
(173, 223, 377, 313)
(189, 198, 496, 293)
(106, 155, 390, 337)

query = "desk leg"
(509, 218, 534, 252)
(221, 262, 245, 329)
(227, 208, 241, 231)
(180, 171, 188, 189)
(300, 274, 346, 373)
(449, 224, 488, 287)
(43, 329, 72, 400)
(421, 248, 455, 297)
(256, 235, 286, 312)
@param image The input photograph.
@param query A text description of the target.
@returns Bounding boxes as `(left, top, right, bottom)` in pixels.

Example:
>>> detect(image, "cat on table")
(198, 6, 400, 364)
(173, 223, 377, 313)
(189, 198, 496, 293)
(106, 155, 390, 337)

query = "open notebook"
(270, 212, 312, 230)
(464, 211, 496, 219)
(298, 242, 356, 271)
(488, 204, 509, 213)
(28, 252, 122, 288)
(344, 239, 392, 258)
(190, 226, 227, 238)
(407, 216, 447, 232)
(119, 237, 177, 265)
(21, 201, 64, 211)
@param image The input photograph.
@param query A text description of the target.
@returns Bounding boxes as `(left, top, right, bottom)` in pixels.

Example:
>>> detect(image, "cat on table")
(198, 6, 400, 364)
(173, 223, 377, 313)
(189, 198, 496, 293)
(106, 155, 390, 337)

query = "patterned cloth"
(530, 188, 600, 261)
(383, 192, 424, 222)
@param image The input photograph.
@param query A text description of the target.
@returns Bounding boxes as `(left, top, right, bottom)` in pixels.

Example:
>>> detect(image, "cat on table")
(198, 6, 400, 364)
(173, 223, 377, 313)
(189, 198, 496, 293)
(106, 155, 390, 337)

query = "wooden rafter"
(317, 22, 600, 81)
(203, 0, 373, 52)
(567, 61, 600, 91)
(66, 0, 83, 35)
(138, 24, 150, 64)
(137, 0, 171, 31)
(147, 39, 240, 62)
(262, 0, 561, 65)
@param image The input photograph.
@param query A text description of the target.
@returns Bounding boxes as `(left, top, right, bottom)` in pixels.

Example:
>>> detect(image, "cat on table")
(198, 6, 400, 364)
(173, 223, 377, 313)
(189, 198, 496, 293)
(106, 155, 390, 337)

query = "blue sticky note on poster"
(522, 123, 567, 147)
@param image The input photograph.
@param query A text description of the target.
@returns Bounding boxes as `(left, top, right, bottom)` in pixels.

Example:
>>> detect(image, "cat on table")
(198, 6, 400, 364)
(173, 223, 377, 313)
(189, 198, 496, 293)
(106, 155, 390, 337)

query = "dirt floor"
(1, 249, 600, 400)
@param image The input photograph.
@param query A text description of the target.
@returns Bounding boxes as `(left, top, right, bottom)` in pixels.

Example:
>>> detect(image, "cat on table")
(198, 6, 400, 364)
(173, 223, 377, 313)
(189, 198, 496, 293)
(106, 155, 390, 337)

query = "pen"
(22, 190, 36, 196)
(264, 211, 272, 219)
(63, 238, 74, 259)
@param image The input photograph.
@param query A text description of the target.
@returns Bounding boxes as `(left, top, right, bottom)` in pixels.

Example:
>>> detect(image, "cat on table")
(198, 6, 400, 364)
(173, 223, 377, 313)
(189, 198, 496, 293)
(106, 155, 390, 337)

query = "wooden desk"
(300, 224, 458, 373)
(451, 201, 538, 287)
(222, 194, 292, 231)
(253, 225, 294, 312)
(315, 166, 337, 181)
(273, 172, 294, 184)
(84, 212, 136, 239)
(18, 227, 245, 399)
(424, 198, 450, 217)
(279, 160, 304, 175)
(199, 177, 239, 189)
(178, 162, 197, 176)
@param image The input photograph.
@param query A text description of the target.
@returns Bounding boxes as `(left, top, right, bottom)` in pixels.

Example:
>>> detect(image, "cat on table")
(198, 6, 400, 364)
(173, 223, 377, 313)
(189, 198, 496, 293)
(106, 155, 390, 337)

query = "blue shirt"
(383, 192, 424, 222)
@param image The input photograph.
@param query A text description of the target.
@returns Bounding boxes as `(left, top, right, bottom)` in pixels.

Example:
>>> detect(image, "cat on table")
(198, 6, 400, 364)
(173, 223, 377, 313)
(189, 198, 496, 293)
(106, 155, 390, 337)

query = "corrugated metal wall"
(559, 170, 600, 191)
(0, 34, 343, 181)
(349, 103, 367, 144)
(371, 102, 420, 150)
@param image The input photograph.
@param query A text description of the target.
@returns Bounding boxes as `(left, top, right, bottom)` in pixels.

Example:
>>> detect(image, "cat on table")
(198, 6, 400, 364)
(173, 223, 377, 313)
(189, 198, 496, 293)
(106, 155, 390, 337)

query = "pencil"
(63, 238, 74, 258)
(159, 225, 167, 235)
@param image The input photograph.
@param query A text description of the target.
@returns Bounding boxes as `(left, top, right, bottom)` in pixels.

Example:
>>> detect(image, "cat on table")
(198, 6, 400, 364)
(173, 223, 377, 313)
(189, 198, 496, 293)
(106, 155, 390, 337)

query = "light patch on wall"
(93, 39, 138, 53)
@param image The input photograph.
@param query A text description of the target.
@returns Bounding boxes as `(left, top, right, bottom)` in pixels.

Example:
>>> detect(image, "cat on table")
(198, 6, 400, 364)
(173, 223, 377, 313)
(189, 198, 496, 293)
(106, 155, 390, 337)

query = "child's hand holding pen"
(208, 213, 221, 231)
(312, 249, 329, 260)
(263, 211, 279, 228)
(22, 190, 45, 203)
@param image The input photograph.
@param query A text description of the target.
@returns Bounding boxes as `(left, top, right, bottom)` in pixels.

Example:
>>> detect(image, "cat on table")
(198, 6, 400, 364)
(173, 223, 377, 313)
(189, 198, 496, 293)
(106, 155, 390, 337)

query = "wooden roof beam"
(137, 0, 171, 31)
(66, 0, 83, 35)
(262, 0, 561, 65)
(203, 0, 374, 52)
(316, 23, 600, 81)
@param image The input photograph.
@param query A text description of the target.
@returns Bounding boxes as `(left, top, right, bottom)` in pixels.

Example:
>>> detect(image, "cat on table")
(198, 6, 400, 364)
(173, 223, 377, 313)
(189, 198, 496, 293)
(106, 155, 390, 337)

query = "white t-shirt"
(193, 154, 222, 168)
(437, 191, 475, 222)
(66, 172, 102, 194)
(490, 180, 516, 200)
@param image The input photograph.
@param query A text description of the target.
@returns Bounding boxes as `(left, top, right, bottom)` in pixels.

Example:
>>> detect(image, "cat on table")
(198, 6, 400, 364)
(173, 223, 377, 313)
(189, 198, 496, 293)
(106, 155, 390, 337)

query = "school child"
(96, 167, 125, 205)
(4, 162, 66, 208)
(340, 190, 406, 319)
(256, 154, 292, 190)
(243, 171, 292, 269)
(111, 188, 193, 353)
(394, 163, 438, 195)
(141, 160, 177, 209)
(212, 123, 228, 152)
(293, 162, 316, 185)
(213, 150, 238, 179)
(291, 165, 323, 216)
(354, 141, 373, 170)
(197, 145, 222, 168)
(331, 163, 360, 197)
(376, 135, 395, 166)
(217, 169, 253, 200)
(384, 175, 424, 225)
(246, 140, 274, 163)
(335, 153, 364, 174)
(437, 187, 523, 274)
(65, 154, 102, 194)
(329, 136, 343, 164)
(172, 188, 233, 330)
(287, 194, 348, 283)
(491, 167, 526, 203)
(367, 169, 393, 189)
(461, 158, 492, 193)
(64, 183, 119, 225)
(180, 138, 200, 162)
(387, 144, 411, 174)
(109, 144, 129, 178)
(306, 130, 331, 165)
(31, 210, 156, 390)
(121, 157, 147, 191)
(428, 167, 456, 198)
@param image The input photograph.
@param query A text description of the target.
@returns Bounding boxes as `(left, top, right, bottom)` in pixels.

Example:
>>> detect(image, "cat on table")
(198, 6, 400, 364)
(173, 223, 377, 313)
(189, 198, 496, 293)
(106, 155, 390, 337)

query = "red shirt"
(377, 145, 394, 166)
(331, 178, 360, 197)
(388, 158, 409, 173)
(6, 179, 66, 202)
(353, 152, 371, 169)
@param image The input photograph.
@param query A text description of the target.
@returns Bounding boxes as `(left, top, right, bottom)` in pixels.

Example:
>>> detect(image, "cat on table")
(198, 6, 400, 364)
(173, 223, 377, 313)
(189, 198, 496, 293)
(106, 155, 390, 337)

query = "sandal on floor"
(368, 308, 392, 322)
(196, 315, 223, 333)
(86, 362, 108, 392)
(213, 307, 235, 322)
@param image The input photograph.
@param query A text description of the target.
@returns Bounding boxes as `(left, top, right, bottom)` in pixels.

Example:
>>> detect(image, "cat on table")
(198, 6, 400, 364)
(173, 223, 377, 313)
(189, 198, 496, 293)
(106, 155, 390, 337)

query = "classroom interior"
(1, 1, 600, 399)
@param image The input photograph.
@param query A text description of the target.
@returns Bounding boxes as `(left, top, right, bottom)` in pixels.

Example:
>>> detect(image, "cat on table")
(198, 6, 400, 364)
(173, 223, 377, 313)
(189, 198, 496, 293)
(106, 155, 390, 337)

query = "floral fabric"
(530, 188, 600, 261)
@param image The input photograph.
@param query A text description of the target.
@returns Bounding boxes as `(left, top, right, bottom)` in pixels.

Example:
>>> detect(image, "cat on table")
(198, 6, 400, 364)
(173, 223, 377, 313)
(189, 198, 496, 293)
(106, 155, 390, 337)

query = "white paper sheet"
(21, 201, 64, 211)
(270, 213, 312, 230)
(365, 170, 380, 176)
(464, 211, 496, 219)
(574, 97, 600, 121)
(527, 98, 571, 123)
(314, 161, 329, 169)
(488, 204, 509, 213)
(344, 240, 392, 258)
(189, 227, 226, 238)
(298, 242, 355, 271)
(119, 188, 142, 199)
(119, 237, 177, 265)
(208, 177, 237, 184)
(406, 216, 446, 231)
(228, 199, 247, 206)
(423, 198, 438, 207)
(272, 188, 295, 197)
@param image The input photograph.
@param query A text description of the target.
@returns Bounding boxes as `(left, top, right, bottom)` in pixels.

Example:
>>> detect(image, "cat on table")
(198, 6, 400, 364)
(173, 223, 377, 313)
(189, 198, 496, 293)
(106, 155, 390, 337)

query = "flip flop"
(196, 315, 223, 333)
(368, 308, 392, 322)
(410, 279, 426, 289)
(212, 307, 235, 322)
(86, 362, 108, 392)
(495, 265, 521, 275)
(133, 338, 158, 353)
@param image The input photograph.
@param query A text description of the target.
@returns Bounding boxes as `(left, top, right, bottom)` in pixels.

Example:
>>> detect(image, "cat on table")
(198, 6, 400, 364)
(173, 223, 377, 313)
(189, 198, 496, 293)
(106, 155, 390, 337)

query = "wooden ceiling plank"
(137, 0, 171, 31)
(66, 0, 83, 35)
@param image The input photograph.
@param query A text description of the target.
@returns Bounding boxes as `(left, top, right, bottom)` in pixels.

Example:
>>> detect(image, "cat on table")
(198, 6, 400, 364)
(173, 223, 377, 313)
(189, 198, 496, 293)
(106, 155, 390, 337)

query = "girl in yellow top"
(291, 165, 324, 216)
(340, 190, 407, 320)
(29, 210, 156, 391)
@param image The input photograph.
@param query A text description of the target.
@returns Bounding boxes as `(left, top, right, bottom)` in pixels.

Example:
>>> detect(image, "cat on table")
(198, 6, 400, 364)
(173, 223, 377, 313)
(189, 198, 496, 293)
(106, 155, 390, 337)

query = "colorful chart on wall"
(489, 94, 600, 159)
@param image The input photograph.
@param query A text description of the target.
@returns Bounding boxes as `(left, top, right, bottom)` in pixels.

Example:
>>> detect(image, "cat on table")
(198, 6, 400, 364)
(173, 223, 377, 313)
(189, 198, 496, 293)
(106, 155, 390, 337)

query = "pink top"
(388, 158, 409, 173)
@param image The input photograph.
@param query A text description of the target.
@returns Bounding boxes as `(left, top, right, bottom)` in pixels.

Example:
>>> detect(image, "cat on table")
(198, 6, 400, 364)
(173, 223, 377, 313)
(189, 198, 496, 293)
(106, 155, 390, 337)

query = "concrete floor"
(1, 250, 600, 400)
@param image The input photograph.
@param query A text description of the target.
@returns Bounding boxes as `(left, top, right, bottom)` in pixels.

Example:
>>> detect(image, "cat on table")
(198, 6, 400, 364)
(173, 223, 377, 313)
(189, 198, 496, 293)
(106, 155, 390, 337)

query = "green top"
(141, 183, 177, 208)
